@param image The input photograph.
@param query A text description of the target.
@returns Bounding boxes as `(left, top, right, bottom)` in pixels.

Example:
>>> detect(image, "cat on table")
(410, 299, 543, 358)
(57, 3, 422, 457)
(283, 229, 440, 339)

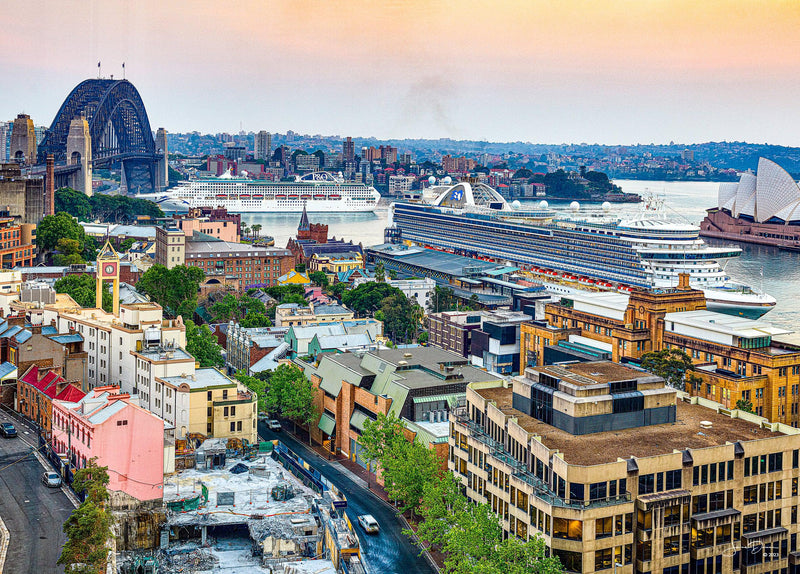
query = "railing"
(452, 414, 631, 509)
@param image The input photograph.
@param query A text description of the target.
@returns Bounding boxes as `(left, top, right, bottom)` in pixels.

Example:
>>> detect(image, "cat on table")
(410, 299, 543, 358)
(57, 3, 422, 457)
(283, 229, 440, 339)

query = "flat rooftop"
(476, 386, 782, 466)
(536, 361, 650, 386)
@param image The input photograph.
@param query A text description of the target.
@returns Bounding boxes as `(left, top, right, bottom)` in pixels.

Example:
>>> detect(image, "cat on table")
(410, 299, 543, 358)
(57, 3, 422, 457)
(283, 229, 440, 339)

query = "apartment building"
(52, 386, 165, 502)
(41, 302, 186, 391)
(274, 302, 355, 328)
(450, 360, 800, 574)
(298, 347, 501, 468)
(182, 239, 294, 290)
(520, 277, 800, 426)
(155, 226, 186, 269)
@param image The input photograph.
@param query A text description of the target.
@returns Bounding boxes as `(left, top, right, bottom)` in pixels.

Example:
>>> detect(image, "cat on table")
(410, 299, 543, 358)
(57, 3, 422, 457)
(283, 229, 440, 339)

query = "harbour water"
(239, 180, 799, 330)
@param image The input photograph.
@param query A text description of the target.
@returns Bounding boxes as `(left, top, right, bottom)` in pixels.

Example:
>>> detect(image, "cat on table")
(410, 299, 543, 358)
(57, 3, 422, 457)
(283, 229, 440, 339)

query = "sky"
(3, 0, 800, 146)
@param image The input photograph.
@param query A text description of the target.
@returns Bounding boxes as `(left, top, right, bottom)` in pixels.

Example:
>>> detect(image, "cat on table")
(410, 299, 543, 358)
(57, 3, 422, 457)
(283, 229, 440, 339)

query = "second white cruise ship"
(138, 171, 381, 213)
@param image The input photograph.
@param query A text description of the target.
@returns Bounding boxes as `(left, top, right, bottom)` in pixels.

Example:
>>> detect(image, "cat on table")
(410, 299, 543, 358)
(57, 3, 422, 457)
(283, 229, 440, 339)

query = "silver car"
(41, 471, 62, 488)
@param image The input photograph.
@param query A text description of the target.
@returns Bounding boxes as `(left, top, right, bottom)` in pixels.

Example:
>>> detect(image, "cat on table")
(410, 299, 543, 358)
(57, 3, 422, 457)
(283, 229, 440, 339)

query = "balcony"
(453, 413, 631, 509)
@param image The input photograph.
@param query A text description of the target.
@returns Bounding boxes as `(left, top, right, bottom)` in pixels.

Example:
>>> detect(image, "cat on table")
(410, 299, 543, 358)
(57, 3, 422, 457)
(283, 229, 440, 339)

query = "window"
(237, 421, 242, 431)
(637, 509, 652, 532)
(553, 518, 582, 540)
(596, 516, 613, 539)
(230, 421, 236, 432)
(664, 505, 681, 527)
(664, 535, 680, 556)
(594, 548, 613, 571)
(639, 473, 654, 495)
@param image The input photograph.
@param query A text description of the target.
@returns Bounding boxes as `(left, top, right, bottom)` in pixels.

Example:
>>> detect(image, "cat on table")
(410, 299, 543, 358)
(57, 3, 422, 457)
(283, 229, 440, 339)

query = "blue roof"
(50, 334, 84, 344)
(41, 326, 58, 335)
(0, 326, 22, 339)
(15, 330, 32, 343)
(0, 362, 16, 379)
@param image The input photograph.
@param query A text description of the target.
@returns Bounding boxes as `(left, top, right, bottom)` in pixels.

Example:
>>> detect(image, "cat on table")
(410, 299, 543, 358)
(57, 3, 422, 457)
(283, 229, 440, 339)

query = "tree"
(640, 348, 695, 390)
(374, 260, 385, 282)
(240, 312, 271, 328)
(309, 270, 329, 288)
(380, 293, 415, 343)
(358, 412, 406, 473)
(295, 262, 307, 273)
(251, 223, 262, 239)
(264, 364, 318, 442)
(329, 281, 348, 299)
(418, 331, 429, 345)
(55, 273, 112, 312)
(58, 459, 113, 574)
(185, 319, 224, 367)
(54, 188, 92, 220)
(53, 237, 86, 266)
(136, 264, 205, 319)
(234, 370, 269, 413)
(342, 281, 405, 316)
(415, 472, 469, 550)
(428, 286, 460, 313)
(736, 398, 754, 413)
(380, 438, 441, 517)
(37, 212, 91, 262)
(209, 293, 267, 323)
(118, 237, 136, 252)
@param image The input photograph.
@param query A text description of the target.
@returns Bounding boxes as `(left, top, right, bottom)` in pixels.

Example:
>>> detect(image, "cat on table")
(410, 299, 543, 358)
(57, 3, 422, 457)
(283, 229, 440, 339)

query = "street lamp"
(614, 561, 623, 574)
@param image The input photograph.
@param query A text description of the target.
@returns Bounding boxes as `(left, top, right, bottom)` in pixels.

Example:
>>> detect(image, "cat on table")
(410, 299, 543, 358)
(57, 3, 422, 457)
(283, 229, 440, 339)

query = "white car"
(357, 514, 379, 534)
(267, 419, 281, 432)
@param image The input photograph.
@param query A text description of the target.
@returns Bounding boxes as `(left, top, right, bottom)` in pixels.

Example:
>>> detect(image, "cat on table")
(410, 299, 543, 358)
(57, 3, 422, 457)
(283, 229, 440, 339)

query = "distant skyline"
(3, 1, 800, 146)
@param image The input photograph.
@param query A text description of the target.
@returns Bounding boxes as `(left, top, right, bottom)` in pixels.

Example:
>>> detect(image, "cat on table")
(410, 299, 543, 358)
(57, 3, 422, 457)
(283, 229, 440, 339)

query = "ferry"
(387, 180, 776, 318)
(137, 171, 380, 213)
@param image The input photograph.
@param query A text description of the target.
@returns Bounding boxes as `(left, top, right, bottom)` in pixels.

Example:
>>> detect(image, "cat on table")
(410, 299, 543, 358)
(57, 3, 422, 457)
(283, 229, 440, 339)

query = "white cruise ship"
(388, 181, 776, 318)
(138, 171, 381, 213)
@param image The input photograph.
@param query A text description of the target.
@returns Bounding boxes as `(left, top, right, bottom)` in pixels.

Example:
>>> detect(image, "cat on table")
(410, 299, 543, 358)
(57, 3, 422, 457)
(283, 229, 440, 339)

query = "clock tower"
(96, 241, 120, 316)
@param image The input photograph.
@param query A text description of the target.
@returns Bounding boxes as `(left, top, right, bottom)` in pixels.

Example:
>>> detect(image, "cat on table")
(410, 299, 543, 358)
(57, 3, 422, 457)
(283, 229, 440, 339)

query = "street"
(258, 422, 436, 574)
(0, 413, 73, 574)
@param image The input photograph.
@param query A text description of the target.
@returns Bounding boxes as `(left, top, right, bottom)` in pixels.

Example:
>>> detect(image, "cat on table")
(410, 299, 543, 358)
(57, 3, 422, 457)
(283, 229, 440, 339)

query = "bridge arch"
(38, 79, 161, 193)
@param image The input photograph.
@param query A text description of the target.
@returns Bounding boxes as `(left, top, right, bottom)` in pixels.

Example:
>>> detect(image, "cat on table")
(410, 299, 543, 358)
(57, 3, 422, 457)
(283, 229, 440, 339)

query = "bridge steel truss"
(37, 79, 162, 194)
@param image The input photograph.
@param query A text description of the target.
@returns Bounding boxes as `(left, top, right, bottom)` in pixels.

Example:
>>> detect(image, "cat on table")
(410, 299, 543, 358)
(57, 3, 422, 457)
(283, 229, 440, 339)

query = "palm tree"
(242, 225, 251, 238)
(252, 223, 262, 239)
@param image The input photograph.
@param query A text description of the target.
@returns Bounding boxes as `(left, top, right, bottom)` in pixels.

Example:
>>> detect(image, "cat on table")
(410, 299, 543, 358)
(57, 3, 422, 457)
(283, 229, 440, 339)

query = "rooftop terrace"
(475, 385, 783, 466)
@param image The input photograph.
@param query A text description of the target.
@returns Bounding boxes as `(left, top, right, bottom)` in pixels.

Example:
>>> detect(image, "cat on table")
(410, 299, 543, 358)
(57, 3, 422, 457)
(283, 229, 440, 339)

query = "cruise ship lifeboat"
(276, 194, 286, 199)
(216, 194, 226, 199)
(254, 194, 264, 199)
(300, 194, 312, 200)
(240, 194, 251, 200)
(579, 277, 595, 285)
(288, 194, 299, 199)
(314, 194, 325, 200)
(618, 285, 633, 293)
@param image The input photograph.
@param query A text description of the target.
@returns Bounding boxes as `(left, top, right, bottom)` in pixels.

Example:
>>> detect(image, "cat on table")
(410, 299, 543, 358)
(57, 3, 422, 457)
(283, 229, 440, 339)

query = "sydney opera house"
(700, 157, 800, 250)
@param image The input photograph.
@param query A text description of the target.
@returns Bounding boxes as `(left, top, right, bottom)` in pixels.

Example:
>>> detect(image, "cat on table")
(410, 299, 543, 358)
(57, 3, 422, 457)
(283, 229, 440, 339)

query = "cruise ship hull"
(147, 195, 379, 214)
(390, 200, 775, 318)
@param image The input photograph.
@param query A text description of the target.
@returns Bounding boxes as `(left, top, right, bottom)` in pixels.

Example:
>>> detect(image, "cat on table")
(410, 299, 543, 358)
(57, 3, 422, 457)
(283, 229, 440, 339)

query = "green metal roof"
(412, 392, 465, 405)
(349, 410, 372, 432)
(318, 413, 336, 436)
(483, 266, 519, 276)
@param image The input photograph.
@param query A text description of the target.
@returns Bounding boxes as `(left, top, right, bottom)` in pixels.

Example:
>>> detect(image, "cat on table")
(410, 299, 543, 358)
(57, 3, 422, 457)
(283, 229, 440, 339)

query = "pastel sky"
(3, 0, 800, 145)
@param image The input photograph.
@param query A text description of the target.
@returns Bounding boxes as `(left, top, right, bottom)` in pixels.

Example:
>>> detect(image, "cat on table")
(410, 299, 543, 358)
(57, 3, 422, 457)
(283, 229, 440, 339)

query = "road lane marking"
(0, 511, 8, 573)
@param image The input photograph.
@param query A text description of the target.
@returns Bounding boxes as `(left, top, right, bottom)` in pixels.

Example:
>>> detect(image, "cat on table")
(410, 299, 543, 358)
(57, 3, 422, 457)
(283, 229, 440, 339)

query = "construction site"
(116, 439, 366, 574)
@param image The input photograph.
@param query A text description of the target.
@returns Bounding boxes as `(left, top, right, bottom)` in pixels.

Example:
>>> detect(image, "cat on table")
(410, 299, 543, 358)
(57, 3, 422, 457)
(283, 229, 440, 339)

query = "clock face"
(103, 263, 117, 277)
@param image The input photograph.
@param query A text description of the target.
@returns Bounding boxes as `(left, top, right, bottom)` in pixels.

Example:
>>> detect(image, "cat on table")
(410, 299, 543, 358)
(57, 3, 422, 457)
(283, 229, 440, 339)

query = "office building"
(255, 130, 272, 161)
(520, 275, 800, 425)
(450, 360, 800, 574)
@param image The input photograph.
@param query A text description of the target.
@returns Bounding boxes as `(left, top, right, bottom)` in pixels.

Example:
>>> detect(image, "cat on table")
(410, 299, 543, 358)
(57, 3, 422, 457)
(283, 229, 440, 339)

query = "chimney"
(677, 272, 691, 290)
(46, 154, 55, 216)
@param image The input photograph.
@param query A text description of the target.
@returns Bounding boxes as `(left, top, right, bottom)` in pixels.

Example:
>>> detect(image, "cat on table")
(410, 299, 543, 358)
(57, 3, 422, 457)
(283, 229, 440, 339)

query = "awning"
(349, 410, 373, 433)
(484, 266, 519, 276)
(318, 413, 336, 436)
(412, 393, 465, 405)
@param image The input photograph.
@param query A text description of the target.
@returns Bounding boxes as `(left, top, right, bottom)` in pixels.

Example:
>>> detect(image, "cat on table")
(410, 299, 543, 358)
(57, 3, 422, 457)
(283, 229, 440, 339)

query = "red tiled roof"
(55, 385, 85, 403)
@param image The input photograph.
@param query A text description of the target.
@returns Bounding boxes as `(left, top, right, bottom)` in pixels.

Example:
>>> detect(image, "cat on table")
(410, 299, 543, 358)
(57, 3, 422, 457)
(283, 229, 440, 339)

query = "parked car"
(357, 514, 379, 534)
(41, 471, 62, 488)
(0, 422, 17, 438)
(267, 420, 282, 432)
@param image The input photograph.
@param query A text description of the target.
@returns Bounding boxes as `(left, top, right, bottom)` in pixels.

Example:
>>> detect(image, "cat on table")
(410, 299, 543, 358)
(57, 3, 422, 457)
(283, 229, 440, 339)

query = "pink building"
(174, 216, 240, 243)
(52, 385, 164, 502)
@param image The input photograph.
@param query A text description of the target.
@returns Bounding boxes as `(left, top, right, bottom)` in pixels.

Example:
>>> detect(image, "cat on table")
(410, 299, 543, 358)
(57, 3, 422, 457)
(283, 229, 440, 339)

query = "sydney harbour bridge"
(33, 78, 167, 194)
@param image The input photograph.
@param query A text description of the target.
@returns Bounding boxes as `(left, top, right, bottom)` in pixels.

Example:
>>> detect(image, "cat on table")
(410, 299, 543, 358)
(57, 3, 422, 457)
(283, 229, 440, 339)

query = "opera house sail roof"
(718, 158, 800, 224)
